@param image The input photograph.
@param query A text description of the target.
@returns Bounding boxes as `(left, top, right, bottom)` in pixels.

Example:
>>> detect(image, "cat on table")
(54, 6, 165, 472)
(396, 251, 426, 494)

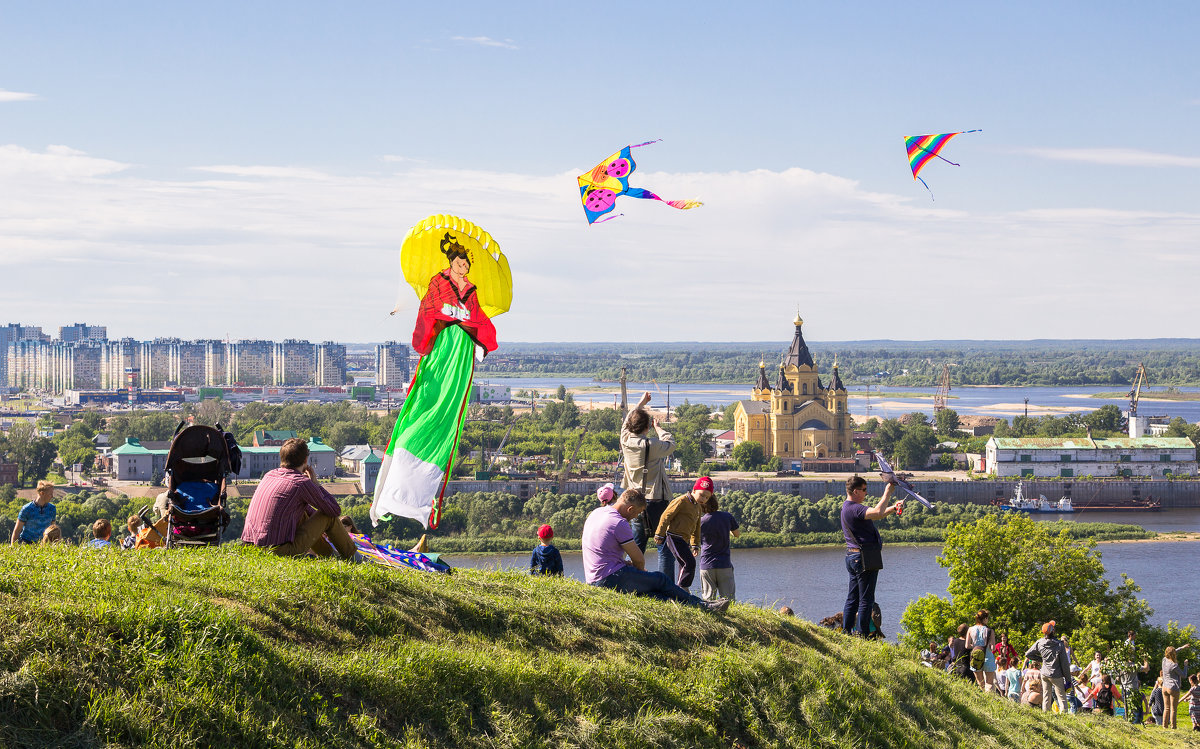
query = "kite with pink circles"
(577, 140, 703, 224)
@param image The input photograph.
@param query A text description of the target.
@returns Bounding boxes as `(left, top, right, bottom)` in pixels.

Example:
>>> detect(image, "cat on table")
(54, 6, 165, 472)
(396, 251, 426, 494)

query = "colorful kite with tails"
(904, 130, 981, 199)
(578, 140, 702, 224)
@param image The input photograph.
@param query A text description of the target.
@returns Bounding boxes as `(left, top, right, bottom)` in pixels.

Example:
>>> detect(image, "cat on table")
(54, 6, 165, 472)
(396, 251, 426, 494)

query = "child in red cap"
(530, 523, 564, 576)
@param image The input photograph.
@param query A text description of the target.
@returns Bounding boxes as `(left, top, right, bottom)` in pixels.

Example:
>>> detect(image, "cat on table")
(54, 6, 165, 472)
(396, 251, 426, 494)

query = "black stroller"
(164, 423, 234, 547)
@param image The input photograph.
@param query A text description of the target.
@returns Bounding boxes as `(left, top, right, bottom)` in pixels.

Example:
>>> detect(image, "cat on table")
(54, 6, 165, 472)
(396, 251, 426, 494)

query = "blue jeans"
(657, 539, 675, 581)
(594, 565, 705, 608)
(843, 551, 879, 636)
(630, 516, 648, 553)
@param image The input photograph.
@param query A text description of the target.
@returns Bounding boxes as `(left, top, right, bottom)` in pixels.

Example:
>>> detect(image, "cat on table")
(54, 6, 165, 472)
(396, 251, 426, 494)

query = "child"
(1150, 676, 1165, 727)
(596, 483, 616, 505)
(1184, 673, 1200, 731)
(529, 524, 563, 576)
(88, 519, 113, 548)
(40, 523, 63, 544)
(121, 515, 141, 549)
(698, 492, 739, 601)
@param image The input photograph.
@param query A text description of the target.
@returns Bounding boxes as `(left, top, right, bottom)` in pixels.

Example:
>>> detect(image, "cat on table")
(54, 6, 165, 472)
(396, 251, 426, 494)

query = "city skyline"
(2, 3, 1198, 342)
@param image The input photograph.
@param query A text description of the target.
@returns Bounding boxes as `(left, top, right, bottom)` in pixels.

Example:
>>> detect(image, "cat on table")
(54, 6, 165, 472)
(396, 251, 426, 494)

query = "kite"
(350, 533, 452, 574)
(372, 214, 511, 531)
(578, 140, 703, 224)
(904, 130, 981, 199)
(874, 451, 934, 510)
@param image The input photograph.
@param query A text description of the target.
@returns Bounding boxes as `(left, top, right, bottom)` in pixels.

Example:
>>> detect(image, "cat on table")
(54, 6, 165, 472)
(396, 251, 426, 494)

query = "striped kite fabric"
(903, 130, 981, 198)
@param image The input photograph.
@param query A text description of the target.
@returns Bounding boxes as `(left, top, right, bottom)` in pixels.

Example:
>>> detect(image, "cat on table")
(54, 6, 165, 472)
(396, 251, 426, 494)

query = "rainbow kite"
(578, 140, 703, 224)
(904, 130, 981, 198)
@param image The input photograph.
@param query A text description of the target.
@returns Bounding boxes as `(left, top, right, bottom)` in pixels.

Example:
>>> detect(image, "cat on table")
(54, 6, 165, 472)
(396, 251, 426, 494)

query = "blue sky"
(2, 1, 1198, 343)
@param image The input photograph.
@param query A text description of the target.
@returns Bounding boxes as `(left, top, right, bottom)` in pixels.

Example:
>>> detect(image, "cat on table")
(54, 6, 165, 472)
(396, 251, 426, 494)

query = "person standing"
(1024, 620, 1071, 712)
(620, 391, 676, 553)
(839, 475, 901, 637)
(654, 477, 709, 587)
(698, 493, 740, 601)
(966, 609, 998, 693)
(1162, 644, 1191, 729)
(10, 481, 57, 545)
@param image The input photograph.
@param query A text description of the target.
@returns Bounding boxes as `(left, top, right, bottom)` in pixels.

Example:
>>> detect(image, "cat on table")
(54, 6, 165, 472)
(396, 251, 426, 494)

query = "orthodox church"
(731, 315, 852, 461)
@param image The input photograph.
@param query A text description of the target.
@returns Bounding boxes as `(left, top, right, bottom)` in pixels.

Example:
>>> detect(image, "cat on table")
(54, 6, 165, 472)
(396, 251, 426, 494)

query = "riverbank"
(0, 544, 1185, 748)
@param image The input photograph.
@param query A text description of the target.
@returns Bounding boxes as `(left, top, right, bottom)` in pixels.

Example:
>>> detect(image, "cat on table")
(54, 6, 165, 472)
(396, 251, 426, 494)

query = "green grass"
(1, 545, 1197, 748)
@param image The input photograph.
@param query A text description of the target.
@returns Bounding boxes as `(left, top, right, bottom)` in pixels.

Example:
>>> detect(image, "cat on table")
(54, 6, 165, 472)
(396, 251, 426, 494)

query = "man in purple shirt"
(840, 475, 901, 637)
(582, 488, 729, 612)
(242, 438, 357, 560)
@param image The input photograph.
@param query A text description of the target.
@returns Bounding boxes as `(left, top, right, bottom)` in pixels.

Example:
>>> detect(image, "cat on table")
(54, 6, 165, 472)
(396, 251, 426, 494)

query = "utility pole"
(666, 384, 671, 422)
(620, 366, 628, 418)
(1023, 398, 1029, 418)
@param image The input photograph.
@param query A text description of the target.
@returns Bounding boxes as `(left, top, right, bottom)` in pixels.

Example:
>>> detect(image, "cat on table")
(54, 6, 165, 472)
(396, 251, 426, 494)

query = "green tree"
(556, 384, 567, 400)
(55, 429, 98, 474)
(731, 441, 764, 471)
(934, 409, 960, 436)
(4, 421, 57, 487)
(900, 513, 1152, 651)
(895, 422, 937, 469)
(671, 402, 713, 474)
(1083, 404, 1124, 434)
(870, 418, 905, 458)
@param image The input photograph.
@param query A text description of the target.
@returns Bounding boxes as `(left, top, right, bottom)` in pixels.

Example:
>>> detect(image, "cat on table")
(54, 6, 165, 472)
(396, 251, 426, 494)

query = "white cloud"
(2, 143, 1199, 343)
(191, 164, 332, 180)
(0, 89, 37, 102)
(1022, 147, 1200, 168)
(450, 35, 518, 50)
(382, 154, 426, 164)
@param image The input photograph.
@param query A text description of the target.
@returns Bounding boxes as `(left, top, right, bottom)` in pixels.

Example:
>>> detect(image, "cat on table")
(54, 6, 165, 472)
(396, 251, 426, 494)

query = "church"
(731, 315, 853, 464)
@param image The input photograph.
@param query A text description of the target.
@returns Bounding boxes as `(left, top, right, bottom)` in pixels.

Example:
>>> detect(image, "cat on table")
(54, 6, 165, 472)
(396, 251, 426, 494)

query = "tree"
(4, 421, 57, 487)
(671, 402, 713, 474)
(861, 417, 879, 434)
(894, 422, 937, 469)
(870, 418, 905, 458)
(934, 409, 960, 436)
(55, 429, 98, 474)
(556, 384, 567, 400)
(731, 441, 764, 471)
(899, 513, 1152, 652)
(1083, 404, 1124, 434)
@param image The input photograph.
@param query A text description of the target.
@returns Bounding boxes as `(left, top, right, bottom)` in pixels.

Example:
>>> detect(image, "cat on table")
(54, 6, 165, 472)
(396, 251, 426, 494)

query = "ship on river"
(997, 482, 1076, 513)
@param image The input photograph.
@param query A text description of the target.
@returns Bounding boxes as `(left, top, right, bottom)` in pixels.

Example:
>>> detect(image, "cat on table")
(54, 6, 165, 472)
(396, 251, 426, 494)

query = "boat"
(998, 482, 1076, 513)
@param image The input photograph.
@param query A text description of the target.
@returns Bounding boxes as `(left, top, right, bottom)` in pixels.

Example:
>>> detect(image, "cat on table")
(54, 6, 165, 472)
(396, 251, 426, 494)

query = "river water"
(482, 377, 1200, 422)
(452, 510, 1200, 640)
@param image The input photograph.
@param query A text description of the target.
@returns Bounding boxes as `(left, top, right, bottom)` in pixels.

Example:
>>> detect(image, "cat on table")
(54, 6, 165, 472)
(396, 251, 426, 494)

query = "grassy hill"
(1, 545, 1196, 748)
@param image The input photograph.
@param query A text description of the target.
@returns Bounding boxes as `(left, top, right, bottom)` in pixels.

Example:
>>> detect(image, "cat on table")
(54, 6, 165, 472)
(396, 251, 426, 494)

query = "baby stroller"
(164, 422, 233, 547)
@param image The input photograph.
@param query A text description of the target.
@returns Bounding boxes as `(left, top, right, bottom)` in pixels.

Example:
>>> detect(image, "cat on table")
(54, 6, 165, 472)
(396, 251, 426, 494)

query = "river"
(480, 377, 1200, 422)
(451, 510, 1200, 641)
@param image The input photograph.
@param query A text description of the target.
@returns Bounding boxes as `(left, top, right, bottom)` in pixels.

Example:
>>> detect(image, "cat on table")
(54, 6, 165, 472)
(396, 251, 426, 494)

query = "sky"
(1, 1, 1199, 344)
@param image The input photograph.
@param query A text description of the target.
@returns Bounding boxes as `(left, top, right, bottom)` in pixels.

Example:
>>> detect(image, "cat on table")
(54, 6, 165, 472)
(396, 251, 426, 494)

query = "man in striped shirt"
(241, 438, 357, 560)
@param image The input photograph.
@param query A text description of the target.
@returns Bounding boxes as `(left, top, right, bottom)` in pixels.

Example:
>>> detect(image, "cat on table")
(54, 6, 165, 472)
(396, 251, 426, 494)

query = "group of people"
(9, 479, 166, 549)
(919, 618, 1200, 729)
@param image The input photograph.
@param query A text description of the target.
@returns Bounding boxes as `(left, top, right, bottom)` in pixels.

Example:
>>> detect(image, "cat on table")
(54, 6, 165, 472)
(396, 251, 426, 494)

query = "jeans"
(594, 565, 705, 607)
(630, 516, 648, 553)
(657, 539, 675, 581)
(843, 551, 879, 636)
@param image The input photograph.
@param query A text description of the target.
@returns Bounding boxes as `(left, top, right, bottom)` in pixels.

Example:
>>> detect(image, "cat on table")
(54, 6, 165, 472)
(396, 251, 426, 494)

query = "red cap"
(1042, 620, 1056, 635)
(537, 524, 553, 540)
(693, 476, 714, 493)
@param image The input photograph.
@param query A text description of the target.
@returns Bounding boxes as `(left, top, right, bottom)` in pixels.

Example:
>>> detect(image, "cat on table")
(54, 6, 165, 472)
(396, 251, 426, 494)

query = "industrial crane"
(934, 363, 952, 413)
(1129, 362, 1148, 418)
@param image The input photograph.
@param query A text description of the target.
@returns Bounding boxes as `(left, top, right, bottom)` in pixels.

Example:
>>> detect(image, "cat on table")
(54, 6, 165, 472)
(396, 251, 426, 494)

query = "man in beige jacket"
(620, 391, 676, 556)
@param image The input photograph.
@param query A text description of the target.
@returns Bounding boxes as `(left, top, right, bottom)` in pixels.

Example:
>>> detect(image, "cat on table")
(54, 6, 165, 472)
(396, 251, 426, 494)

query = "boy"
(530, 524, 563, 575)
(89, 519, 114, 548)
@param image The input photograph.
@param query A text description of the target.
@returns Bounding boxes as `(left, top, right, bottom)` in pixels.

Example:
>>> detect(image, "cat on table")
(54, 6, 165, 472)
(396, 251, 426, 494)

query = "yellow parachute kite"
(398, 214, 512, 318)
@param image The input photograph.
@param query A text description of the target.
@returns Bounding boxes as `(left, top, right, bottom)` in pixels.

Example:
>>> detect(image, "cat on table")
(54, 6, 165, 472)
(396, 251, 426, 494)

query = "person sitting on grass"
(11, 481, 57, 545)
(581, 488, 728, 613)
(530, 524, 563, 576)
(120, 515, 141, 550)
(241, 438, 359, 562)
(88, 519, 114, 548)
(41, 523, 63, 544)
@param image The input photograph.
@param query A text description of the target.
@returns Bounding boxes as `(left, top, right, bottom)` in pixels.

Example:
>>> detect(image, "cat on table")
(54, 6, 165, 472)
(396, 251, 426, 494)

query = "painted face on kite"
(584, 188, 617, 213)
(606, 158, 631, 179)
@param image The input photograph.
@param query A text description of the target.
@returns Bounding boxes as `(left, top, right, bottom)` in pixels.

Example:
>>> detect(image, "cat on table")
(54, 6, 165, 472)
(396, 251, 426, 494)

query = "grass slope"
(1, 546, 1197, 749)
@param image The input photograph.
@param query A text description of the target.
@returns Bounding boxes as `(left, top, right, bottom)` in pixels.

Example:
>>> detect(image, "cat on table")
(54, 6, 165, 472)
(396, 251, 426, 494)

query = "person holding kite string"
(839, 475, 902, 638)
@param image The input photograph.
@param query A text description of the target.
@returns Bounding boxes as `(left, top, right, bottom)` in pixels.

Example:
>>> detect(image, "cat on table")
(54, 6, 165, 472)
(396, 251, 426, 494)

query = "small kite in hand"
(904, 130, 980, 199)
(874, 451, 934, 510)
(578, 140, 703, 224)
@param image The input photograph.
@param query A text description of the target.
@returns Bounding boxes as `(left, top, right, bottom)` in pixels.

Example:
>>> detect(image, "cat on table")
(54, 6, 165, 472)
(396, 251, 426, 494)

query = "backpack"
(215, 423, 243, 476)
(1095, 685, 1114, 710)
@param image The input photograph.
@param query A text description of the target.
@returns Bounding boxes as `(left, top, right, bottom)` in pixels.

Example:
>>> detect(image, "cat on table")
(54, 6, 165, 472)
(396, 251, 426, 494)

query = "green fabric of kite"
(371, 324, 475, 529)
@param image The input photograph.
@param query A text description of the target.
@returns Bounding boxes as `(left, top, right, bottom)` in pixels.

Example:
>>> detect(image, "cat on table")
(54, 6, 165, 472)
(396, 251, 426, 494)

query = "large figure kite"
(578, 140, 703, 224)
(371, 214, 511, 530)
(874, 451, 934, 510)
(904, 130, 981, 199)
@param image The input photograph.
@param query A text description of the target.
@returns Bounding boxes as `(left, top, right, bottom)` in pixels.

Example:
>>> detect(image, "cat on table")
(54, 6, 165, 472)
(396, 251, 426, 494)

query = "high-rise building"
(0, 324, 48, 384)
(100, 339, 141, 389)
(315, 342, 347, 386)
(177, 342, 207, 387)
(273, 340, 316, 386)
(58, 323, 107, 343)
(375, 341, 410, 387)
(230, 340, 273, 386)
(203, 340, 230, 386)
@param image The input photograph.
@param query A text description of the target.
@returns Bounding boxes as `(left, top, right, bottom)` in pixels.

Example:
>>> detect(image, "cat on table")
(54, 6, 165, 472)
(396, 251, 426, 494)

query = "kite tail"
(626, 187, 703, 211)
(630, 139, 662, 149)
(664, 199, 703, 210)
(593, 213, 623, 224)
(917, 176, 935, 201)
